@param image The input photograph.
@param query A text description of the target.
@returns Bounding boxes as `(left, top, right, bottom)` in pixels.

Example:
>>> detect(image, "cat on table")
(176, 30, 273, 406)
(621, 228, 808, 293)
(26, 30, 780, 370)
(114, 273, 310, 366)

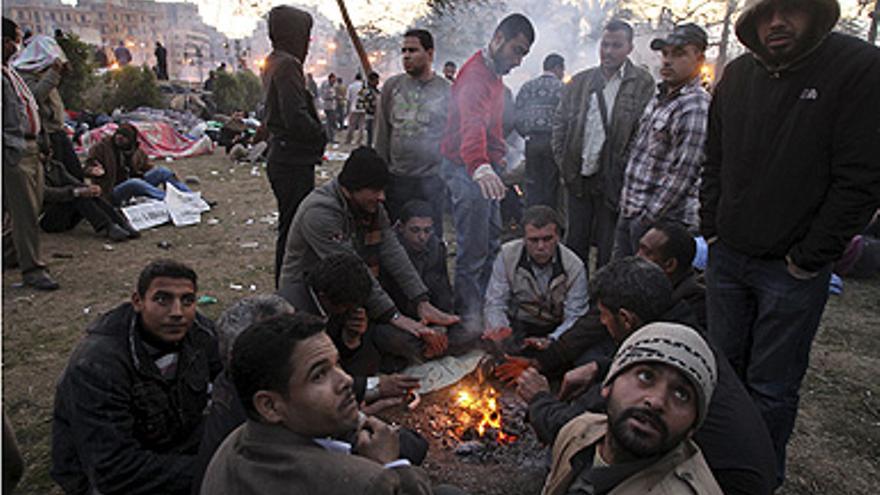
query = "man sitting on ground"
(482, 205, 587, 352)
(381, 199, 454, 318)
(278, 147, 460, 366)
(201, 313, 450, 495)
(516, 258, 776, 495)
(52, 260, 222, 495)
(636, 221, 705, 327)
(84, 123, 192, 206)
(540, 322, 722, 495)
(279, 253, 421, 402)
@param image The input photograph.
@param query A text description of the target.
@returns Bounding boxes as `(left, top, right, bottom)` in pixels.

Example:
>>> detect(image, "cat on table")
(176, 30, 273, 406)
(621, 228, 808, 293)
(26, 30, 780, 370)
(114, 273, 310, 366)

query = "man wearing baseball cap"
(613, 23, 710, 259)
(542, 322, 722, 495)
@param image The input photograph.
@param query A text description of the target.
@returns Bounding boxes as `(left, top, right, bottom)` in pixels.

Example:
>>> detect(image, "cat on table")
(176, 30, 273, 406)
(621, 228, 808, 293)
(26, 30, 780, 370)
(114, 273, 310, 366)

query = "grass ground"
(2, 150, 877, 494)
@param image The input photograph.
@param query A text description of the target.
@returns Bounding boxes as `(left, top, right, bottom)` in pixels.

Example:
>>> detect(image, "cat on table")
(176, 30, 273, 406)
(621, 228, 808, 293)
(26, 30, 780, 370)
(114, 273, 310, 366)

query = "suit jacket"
(201, 420, 432, 495)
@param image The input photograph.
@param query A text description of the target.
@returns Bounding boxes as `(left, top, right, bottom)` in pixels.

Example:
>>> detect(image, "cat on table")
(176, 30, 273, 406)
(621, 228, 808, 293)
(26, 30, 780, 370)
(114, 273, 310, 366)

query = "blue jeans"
(442, 158, 501, 330)
(112, 167, 192, 205)
(706, 240, 831, 486)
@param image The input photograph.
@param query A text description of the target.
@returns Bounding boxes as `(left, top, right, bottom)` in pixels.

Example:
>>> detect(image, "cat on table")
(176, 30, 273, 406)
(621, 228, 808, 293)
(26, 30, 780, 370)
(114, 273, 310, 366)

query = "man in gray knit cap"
(542, 322, 722, 495)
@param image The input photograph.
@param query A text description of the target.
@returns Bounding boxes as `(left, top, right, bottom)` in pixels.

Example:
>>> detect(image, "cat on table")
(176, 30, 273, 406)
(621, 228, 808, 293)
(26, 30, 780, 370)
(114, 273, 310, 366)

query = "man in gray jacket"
(552, 19, 653, 277)
(279, 147, 460, 365)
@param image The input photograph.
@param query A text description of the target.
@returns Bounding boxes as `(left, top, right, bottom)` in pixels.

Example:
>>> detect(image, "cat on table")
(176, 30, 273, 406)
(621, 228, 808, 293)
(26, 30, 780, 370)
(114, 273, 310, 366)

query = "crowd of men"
(2, 0, 879, 493)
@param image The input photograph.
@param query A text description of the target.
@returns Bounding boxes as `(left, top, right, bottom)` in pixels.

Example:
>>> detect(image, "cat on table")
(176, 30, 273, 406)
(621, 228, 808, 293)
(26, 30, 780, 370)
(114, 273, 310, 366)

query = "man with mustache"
(541, 322, 721, 495)
(201, 313, 452, 495)
(701, 0, 880, 486)
(613, 23, 710, 259)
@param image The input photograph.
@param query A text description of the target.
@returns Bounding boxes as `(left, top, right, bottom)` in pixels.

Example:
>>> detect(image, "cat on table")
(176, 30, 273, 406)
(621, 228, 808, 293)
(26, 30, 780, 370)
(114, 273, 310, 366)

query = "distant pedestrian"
(154, 41, 168, 80)
(114, 40, 131, 66)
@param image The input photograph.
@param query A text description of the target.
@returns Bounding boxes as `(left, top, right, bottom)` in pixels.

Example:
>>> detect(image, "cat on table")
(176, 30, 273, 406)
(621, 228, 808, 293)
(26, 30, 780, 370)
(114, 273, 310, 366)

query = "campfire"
(450, 384, 518, 445)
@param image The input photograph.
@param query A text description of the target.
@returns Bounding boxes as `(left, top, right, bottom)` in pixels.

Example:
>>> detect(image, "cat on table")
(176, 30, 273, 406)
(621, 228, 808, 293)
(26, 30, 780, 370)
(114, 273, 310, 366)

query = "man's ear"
(663, 257, 678, 276)
(131, 292, 143, 312)
(489, 31, 505, 54)
(619, 308, 641, 333)
(253, 391, 286, 424)
(600, 383, 612, 400)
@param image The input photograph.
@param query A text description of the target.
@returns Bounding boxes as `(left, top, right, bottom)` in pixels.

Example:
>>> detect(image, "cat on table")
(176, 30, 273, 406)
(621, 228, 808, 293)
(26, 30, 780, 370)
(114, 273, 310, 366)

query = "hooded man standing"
(700, 0, 880, 485)
(262, 5, 327, 287)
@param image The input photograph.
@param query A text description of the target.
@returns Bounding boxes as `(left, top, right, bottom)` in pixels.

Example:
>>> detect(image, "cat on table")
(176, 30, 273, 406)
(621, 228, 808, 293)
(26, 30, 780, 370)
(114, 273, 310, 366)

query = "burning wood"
(449, 384, 518, 445)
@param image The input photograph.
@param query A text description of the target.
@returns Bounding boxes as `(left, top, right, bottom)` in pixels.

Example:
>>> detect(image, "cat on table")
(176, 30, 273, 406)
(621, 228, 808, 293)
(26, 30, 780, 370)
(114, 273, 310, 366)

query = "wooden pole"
(334, 0, 373, 75)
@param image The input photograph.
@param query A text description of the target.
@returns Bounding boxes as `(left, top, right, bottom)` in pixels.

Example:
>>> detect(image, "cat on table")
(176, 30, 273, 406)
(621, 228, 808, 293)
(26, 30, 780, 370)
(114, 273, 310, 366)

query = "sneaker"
(119, 219, 141, 239)
(23, 270, 60, 291)
(105, 224, 130, 242)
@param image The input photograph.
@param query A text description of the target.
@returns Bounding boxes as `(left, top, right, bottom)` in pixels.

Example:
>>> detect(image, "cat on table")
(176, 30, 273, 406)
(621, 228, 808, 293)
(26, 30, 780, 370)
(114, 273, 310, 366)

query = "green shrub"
(235, 70, 262, 114)
(211, 69, 263, 115)
(56, 34, 96, 112)
(105, 65, 163, 112)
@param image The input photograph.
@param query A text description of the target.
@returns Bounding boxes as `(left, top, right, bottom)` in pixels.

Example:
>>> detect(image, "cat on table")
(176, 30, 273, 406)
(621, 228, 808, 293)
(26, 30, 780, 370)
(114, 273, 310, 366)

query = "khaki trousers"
(3, 140, 45, 274)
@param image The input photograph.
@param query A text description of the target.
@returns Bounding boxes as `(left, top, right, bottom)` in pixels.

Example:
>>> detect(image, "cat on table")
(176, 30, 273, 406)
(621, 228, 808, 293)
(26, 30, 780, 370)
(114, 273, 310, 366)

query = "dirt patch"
(2, 148, 878, 494)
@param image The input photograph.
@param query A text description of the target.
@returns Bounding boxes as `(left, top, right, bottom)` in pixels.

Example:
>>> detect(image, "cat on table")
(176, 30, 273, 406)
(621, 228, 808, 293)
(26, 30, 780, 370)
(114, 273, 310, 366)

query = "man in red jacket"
(440, 13, 534, 332)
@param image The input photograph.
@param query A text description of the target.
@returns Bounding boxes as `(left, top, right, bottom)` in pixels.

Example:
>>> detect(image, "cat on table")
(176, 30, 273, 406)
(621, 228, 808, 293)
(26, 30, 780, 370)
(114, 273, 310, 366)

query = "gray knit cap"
(603, 322, 717, 428)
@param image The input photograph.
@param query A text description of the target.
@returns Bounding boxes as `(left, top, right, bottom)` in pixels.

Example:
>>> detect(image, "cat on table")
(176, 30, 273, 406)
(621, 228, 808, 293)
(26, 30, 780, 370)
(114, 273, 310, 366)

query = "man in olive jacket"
(552, 19, 653, 275)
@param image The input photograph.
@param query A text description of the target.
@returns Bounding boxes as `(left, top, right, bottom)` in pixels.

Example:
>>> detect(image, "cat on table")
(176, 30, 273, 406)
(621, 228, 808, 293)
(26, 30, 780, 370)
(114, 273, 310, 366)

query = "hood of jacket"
(735, 0, 839, 67)
(268, 5, 313, 61)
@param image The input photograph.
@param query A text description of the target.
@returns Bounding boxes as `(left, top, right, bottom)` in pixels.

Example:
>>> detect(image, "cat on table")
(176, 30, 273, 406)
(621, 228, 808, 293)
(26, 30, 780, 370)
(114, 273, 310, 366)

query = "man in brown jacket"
(552, 19, 653, 276)
(541, 322, 721, 495)
(201, 313, 435, 495)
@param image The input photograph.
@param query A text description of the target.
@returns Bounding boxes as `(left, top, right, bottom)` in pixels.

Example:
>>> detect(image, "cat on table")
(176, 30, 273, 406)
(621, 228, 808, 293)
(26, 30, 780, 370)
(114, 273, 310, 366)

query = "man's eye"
(311, 369, 327, 382)
(637, 370, 653, 383)
(674, 387, 691, 403)
(181, 296, 196, 306)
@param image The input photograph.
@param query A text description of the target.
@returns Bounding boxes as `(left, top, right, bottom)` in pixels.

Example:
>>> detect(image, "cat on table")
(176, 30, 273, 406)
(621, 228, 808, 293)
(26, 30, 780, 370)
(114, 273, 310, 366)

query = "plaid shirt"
(619, 77, 709, 229)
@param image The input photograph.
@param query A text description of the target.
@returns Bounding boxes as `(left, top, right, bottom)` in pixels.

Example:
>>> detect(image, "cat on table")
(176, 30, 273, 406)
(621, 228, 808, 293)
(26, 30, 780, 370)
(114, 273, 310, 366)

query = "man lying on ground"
(540, 322, 722, 495)
(51, 259, 222, 495)
(201, 313, 462, 495)
(84, 123, 192, 206)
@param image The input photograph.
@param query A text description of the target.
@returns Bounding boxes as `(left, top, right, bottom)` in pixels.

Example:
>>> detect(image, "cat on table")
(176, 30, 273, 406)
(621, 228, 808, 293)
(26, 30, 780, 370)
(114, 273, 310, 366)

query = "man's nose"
(169, 299, 184, 317)
(377, 190, 386, 202)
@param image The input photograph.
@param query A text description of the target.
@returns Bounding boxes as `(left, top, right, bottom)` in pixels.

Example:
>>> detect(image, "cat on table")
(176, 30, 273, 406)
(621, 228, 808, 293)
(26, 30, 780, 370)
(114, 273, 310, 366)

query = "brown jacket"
(20, 66, 65, 134)
(201, 420, 432, 495)
(542, 412, 722, 495)
(551, 60, 653, 206)
(85, 136, 151, 202)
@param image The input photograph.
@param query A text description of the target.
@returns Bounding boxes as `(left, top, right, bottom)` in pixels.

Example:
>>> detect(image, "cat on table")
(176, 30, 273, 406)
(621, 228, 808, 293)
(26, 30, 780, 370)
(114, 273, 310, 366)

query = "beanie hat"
(338, 146, 390, 191)
(603, 322, 717, 429)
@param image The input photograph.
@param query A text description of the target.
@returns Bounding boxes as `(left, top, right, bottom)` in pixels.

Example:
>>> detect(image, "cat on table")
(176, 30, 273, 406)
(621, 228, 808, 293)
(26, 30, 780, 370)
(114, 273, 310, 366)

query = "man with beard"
(700, 0, 880, 485)
(541, 322, 721, 495)
(279, 148, 460, 366)
(440, 13, 535, 332)
(374, 29, 451, 230)
(552, 19, 653, 276)
(261, 5, 327, 286)
(84, 123, 192, 205)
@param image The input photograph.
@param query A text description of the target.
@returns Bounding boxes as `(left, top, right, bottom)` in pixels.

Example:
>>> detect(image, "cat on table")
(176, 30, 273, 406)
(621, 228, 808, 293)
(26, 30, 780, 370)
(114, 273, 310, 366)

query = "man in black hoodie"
(262, 5, 327, 287)
(700, 0, 880, 485)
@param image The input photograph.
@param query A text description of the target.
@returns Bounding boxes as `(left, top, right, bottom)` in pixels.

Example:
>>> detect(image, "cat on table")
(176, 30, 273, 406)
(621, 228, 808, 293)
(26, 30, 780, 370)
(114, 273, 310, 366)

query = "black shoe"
(23, 270, 60, 291)
(119, 219, 141, 239)
(105, 224, 130, 242)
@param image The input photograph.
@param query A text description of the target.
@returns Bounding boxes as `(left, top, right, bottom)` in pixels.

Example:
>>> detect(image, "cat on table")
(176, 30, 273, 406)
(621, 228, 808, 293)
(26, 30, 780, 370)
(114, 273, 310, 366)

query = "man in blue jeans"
(439, 14, 534, 332)
(700, 0, 880, 485)
(85, 123, 192, 205)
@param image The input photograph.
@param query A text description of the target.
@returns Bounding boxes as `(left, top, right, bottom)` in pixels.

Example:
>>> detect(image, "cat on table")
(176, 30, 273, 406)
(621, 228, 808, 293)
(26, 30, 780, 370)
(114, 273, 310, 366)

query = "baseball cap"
(650, 23, 708, 51)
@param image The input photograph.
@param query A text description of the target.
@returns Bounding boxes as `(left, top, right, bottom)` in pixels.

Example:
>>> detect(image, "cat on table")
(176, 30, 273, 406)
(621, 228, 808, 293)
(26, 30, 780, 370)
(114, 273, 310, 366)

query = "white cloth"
(11, 35, 67, 73)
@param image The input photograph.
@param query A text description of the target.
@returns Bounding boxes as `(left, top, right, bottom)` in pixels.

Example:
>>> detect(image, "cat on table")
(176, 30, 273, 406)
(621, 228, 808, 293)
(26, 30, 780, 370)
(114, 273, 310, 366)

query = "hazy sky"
(62, 0, 867, 39)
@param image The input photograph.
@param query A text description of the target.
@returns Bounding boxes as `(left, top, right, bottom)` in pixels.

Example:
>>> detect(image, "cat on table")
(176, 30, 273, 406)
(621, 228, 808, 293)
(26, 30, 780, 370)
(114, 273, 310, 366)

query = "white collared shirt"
(580, 64, 625, 176)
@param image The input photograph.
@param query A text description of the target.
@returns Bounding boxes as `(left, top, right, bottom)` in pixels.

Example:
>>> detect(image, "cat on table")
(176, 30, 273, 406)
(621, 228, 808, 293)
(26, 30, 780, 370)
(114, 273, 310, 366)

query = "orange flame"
(453, 386, 517, 444)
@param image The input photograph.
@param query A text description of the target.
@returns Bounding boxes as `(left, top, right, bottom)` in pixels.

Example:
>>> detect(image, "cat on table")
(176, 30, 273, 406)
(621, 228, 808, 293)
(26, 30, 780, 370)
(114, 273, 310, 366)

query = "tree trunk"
(716, 0, 737, 81)
(869, 0, 879, 44)
(334, 0, 373, 75)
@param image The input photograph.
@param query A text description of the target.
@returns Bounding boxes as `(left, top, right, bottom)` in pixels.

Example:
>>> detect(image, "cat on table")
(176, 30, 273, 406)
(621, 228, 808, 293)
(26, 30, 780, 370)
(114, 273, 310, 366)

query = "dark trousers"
(384, 173, 445, 238)
(372, 323, 478, 372)
(40, 197, 125, 234)
(324, 109, 337, 143)
(49, 131, 84, 181)
(267, 160, 315, 288)
(524, 134, 558, 209)
(365, 116, 375, 147)
(706, 240, 832, 486)
(610, 214, 651, 261)
(566, 188, 617, 278)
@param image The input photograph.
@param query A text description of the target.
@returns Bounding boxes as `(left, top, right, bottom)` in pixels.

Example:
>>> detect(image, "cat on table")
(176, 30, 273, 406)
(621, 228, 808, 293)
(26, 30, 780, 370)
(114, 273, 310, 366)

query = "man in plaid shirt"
(613, 24, 710, 259)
